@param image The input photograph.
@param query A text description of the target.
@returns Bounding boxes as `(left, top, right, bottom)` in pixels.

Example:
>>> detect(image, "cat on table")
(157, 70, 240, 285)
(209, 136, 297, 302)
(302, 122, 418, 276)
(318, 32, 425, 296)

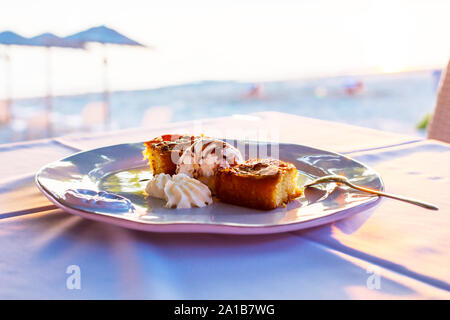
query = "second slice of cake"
(215, 159, 302, 210)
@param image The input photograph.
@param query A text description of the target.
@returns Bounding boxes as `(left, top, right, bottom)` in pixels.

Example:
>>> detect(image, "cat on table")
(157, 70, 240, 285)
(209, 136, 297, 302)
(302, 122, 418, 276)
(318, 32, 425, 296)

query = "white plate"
(36, 140, 383, 234)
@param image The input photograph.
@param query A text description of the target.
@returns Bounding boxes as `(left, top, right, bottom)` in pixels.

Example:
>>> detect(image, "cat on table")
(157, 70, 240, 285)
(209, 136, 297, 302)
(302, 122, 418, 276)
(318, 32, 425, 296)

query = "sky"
(0, 0, 449, 98)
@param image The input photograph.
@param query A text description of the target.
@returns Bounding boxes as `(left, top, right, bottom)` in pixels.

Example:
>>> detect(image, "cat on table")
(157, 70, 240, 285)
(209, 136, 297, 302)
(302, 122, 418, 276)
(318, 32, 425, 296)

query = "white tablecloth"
(0, 112, 448, 299)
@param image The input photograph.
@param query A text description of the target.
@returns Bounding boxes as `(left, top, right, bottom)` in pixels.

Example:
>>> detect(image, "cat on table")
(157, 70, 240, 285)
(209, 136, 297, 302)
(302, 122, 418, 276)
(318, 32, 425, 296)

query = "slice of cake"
(143, 134, 200, 175)
(215, 159, 302, 210)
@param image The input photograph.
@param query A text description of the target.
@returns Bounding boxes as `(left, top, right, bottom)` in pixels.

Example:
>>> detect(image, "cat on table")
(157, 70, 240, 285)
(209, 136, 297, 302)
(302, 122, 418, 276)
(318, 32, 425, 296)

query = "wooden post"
(428, 60, 450, 143)
(3, 46, 12, 124)
(45, 46, 53, 136)
(103, 43, 110, 130)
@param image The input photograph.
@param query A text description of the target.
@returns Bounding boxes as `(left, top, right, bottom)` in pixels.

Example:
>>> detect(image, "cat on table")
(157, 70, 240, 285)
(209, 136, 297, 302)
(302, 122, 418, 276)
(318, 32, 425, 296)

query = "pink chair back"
(428, 60, 450, 143)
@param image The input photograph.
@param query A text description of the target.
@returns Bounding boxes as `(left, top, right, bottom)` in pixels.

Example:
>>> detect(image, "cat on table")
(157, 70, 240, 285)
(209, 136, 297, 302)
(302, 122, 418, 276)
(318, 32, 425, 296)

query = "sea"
(0, 70, 441, 144)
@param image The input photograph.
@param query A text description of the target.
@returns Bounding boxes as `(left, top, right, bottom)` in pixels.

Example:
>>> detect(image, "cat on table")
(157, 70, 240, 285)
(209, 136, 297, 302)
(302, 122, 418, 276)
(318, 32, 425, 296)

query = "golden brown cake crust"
(221, 159, 294, 177)
(215, 159, 302, 210)
(143, 134, 200, 175)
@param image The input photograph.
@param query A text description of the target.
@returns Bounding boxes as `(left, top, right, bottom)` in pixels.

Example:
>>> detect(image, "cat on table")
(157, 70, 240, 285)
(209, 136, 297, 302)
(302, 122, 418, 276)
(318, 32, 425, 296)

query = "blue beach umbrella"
(0, 31, 34, 124)
(0, 31, 84, 129)
(30, 32, 84, 48)
(0, 30, 31, 45)
(65, 25, 144, 46)
(65, 25, 147, 127)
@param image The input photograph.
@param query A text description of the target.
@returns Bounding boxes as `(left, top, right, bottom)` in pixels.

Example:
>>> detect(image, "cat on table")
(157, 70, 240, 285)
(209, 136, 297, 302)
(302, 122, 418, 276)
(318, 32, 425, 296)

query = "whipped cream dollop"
(176, 138, 244, 181)
(145, 173, 172, 199)
(145, 173, 212, 209)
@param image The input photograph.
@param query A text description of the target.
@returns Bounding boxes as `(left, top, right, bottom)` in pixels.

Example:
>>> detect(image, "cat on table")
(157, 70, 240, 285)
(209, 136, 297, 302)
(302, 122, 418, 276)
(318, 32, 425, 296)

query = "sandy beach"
(0, 69, 438, 143)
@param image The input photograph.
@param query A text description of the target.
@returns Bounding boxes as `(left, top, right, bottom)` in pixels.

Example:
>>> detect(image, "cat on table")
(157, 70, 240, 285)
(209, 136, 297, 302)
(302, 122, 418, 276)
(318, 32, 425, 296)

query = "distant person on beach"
(343, 78, 364, 96)
(243, 83, 264, 99)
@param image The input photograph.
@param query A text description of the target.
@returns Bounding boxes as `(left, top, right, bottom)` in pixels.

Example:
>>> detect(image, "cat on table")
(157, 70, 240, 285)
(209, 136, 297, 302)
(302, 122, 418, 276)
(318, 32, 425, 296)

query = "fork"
(303, 175, 439, 211)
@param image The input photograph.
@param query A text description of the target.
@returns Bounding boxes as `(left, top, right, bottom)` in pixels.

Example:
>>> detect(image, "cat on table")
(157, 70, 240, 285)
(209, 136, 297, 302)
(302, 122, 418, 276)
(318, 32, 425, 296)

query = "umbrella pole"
(45, 46, 53, 136)
(103, 44, 110, 130)
(3, 46, 12, 124)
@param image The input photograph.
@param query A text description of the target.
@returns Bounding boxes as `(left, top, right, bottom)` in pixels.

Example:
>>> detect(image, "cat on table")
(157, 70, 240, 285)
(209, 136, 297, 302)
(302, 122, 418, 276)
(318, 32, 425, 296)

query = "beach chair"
(0, 100, 10, 125)
(26, 111, 51, 140)
(82, 102, 107, 131)
(428, 60, 450, 143)
(141, 106, 173, 127)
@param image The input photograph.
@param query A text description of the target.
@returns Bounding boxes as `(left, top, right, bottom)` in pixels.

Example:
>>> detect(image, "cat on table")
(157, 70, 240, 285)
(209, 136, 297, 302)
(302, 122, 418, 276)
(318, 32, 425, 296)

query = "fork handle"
(346, 182, 439, 211)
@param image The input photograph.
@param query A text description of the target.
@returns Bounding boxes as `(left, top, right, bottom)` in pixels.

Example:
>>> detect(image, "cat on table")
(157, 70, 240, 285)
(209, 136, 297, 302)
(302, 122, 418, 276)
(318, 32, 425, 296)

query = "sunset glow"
(0, 0, 449, 98)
